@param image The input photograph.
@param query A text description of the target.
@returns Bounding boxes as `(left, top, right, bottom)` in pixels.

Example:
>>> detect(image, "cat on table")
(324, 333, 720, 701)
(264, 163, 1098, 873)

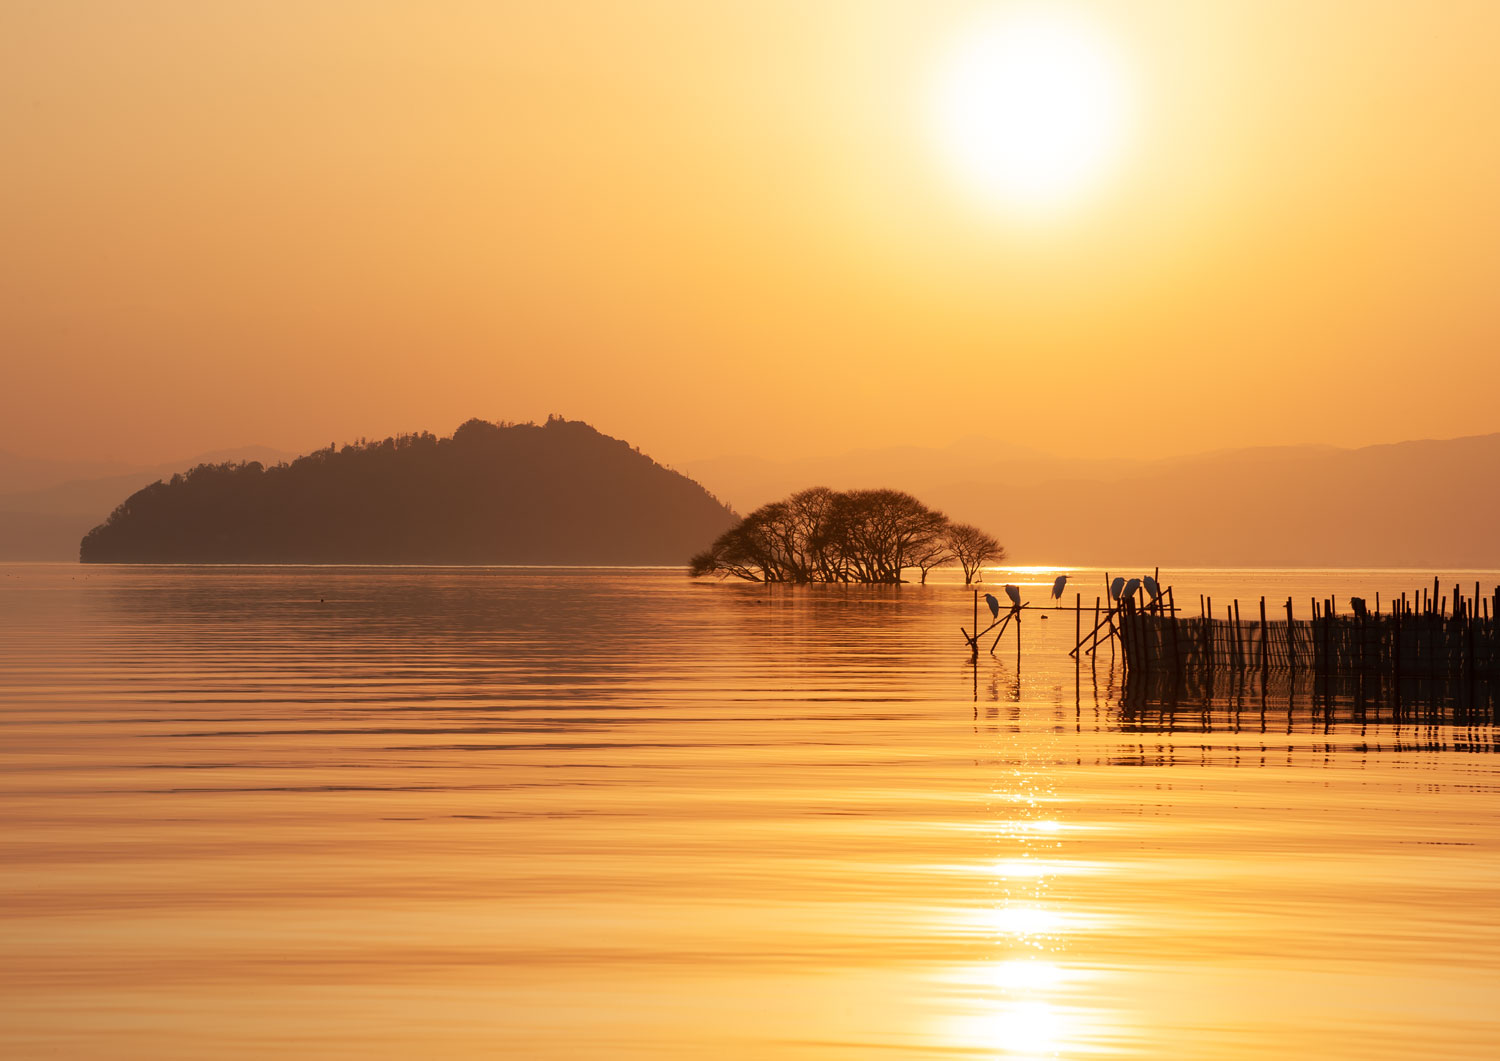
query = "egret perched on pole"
(1143, 575, 1160, 600)
(984, 593, 1000, 620)
(1004, 584, 1022, 609)
(1051, 574, 1068, 603)
(1122, 577, 1141, 602)
(1110, 577, 1125, 602)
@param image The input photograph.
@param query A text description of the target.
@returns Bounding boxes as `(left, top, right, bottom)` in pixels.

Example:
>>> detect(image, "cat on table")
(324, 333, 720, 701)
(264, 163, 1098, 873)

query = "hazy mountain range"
(2, 428, 1496, 567)
(679, 433, 1500, 569)
(0, 446, 294, 560)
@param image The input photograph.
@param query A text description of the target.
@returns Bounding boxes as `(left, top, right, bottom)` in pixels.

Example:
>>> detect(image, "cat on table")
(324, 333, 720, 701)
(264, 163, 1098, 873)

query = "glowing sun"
(930, 9, 1134, 214)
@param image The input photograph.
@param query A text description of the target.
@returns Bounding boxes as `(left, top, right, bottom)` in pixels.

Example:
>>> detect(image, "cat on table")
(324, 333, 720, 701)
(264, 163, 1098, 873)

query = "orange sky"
(4, 1, 1498, 466)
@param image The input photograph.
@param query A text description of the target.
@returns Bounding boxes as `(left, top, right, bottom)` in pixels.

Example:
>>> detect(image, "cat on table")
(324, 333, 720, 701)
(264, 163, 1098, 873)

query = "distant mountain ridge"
(682, 433, 1500, 568)
(79, 418, 736, 564)
(0, 446, 294, 560)
(9, 426, 1496, 567)
(0, 450, 137, 495)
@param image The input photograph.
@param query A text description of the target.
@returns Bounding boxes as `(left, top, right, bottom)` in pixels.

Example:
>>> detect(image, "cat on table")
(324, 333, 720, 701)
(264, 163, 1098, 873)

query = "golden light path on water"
(2, 565, 1500, 1059)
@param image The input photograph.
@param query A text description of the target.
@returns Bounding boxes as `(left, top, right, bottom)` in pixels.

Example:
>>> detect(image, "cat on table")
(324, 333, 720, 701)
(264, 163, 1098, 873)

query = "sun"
(929, 8, 1134, 215)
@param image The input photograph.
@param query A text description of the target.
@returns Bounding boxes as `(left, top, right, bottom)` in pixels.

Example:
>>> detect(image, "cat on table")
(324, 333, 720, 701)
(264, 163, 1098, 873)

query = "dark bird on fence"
(984, 593, 1000, 620)
(1143, 575, 1160, 600)
(1004, 584, 1022, 608)
(1051, 574, 1068, 602)
(1110, 576, 1125, 601)
(1122, 577, 1141, 601)
(1350, 596, 1368, 619)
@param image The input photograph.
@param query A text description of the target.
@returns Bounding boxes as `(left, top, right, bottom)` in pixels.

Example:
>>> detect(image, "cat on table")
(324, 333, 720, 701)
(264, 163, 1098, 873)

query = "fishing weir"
(1118, 577, 1500, 682)
(963, 574, 1500, 683)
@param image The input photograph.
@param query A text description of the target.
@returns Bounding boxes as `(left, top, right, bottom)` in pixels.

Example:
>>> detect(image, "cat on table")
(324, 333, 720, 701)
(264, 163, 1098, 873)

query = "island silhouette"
(79, 417, 736, 564)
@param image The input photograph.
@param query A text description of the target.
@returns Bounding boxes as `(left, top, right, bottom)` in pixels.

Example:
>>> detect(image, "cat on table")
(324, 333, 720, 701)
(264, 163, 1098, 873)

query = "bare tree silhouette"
(690, 488, 1003, 584)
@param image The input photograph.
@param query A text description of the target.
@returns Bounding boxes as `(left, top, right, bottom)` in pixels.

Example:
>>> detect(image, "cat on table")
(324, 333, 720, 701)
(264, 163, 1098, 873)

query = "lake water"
(3, 564, 1499, 1059)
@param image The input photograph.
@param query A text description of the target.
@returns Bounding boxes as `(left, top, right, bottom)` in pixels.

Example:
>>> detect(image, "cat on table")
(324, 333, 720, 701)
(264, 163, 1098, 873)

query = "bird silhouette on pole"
(1122, 577, 1142, 602)
(1051, 574, 1068, 603)
(984, 593, 1000, 620)
(1143, 575, 1160, 600)
(1110, 577, 1125, 602)
(1004, 584, 1022, 609)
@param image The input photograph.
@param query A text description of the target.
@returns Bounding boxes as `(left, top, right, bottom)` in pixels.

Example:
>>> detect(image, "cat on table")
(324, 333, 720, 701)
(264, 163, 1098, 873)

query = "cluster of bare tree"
(688, 487, 1004, 584)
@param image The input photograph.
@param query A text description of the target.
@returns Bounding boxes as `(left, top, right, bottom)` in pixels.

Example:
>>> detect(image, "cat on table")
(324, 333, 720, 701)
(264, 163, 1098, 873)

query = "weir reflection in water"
(2, 565, 1499, 1059)
(1120, 667, 1500, 744)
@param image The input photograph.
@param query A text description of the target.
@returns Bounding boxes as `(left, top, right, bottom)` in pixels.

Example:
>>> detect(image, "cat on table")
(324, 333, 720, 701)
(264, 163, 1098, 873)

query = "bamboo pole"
(1092, 596, 1100, 672)
(1073, 602, 1121, 657)
(1259, 596, 1268, 678)
(1169, 586, 1181, 676)
(1466, 596, 1476, 681)
(1394, 601, 1402, 680)
(1205, 596, 1213, 669)
(1075, 591, 1081, 680)
(1285, 597, 1296, 671)
(989, 608, 1015, 653)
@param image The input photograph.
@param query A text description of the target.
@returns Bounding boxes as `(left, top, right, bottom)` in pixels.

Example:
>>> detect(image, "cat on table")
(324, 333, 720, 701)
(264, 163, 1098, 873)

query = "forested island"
(80, 417, 736, 564)
(690, 487, 1003, 583)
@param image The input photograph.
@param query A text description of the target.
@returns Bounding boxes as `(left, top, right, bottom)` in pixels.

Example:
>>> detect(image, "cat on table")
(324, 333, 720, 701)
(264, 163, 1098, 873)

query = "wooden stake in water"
(1016, 603, 1022, 674)
(1259, 596, 1268, 678)
(1075, 592, 1081, 671)
(972, 590, 978, 664)
(1169, 586, 1181, 674)
(1285, 598, 1296, 670)
(1092, 596, 1101, 671)
(1205, 596, 1214, 668)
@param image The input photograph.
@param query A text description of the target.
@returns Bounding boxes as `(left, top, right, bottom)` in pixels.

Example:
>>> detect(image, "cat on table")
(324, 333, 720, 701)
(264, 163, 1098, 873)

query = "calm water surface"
(2, 564, 1499, 1059)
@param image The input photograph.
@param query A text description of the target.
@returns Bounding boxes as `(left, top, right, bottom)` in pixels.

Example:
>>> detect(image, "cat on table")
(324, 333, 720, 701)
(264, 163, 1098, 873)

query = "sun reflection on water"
(976, 959, 1067, 992)
(982, 904, 1064, 939)
(990, 858, 1056, 879)
(971, 999, 1066, 1058)
(931, 742, 1126, 1059)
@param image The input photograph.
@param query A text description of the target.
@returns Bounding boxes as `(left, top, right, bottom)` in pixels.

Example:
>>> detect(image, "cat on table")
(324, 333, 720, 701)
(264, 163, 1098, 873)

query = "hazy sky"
(4, 1, 1498, 466)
